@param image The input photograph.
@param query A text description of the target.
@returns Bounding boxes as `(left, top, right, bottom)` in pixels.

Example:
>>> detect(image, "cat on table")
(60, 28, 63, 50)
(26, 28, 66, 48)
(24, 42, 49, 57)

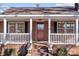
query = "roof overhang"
(0, 15, 78, 21)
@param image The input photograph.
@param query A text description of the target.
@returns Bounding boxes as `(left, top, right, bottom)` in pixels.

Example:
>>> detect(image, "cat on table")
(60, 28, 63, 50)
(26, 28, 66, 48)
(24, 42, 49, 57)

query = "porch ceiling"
(0, 16, 77, 21)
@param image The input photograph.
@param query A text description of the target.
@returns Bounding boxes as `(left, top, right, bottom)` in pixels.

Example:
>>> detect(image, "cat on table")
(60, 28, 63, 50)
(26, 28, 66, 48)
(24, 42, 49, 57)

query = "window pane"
(8, 22, 25, 33)
(57, 22, 75, 33)
(17, 23, 25, 33)
(8, 23, 16, 33)
(66, 22, 75, 33)
(66, 29, 74, 33)
(58, 22, 64, 29)
(37, 24, 44, 30)
(66, 24, 70, 28)
(58, 29, 64, 33)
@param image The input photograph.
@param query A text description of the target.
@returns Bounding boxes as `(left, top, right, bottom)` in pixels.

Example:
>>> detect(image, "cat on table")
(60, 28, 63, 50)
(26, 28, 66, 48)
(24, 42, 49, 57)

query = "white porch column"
(30, 18, 32, 43)
(3, 17, 7, 45)
(29, 18, 32, 50)
(48, 17, 51, 44)
(48, 17, 52, 50)
(76, 18, 78, 46)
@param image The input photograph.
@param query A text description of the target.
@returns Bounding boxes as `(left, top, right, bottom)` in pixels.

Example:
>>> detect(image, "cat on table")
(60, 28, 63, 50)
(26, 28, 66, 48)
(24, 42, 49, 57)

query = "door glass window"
(37, 23, 44, 30)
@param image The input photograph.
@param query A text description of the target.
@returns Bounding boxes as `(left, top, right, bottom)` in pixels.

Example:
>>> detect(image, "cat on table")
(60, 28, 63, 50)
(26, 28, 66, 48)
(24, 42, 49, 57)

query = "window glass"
(8, 22, 25, 33)
(8, 23, 16, 33)
(37, 23, 44, 30)
(57, 22, 75, 33)
(17, 23, 25, 33)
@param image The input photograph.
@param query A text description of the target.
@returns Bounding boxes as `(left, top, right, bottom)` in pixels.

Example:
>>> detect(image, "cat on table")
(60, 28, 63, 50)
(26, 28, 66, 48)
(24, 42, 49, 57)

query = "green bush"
(11, 49, 16, 56)
(57, 47, 67, 56)
(3, 48, 16, 56)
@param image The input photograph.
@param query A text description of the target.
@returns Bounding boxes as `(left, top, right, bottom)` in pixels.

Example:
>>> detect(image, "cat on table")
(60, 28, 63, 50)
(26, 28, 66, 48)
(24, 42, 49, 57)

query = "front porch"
(0, 15, 79, 46)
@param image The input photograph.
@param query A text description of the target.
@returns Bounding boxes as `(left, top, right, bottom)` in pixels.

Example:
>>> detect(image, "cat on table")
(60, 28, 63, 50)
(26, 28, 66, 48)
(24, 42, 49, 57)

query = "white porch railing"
(6, 33, 30, 44)
(0, 33, 78, 44)
(50, 33, 76, 44)
(0, 33, 4, 43)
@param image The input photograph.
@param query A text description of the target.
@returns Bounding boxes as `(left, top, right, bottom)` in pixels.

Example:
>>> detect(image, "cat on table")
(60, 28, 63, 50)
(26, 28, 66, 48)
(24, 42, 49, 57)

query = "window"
(17, 23, 25, 33)
(8, 23, 16, 33)
(57, 22, 75, 33)
(8, 22, 25, 33)
(37, 23, 44, 30)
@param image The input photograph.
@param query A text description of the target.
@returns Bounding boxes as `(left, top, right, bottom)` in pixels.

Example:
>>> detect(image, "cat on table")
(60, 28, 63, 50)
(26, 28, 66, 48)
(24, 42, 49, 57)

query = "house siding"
(0, 21, 3, 33)
(44, 21, 48, 41)
(51, 21, 54, 33)
(32, 21, 36, 41)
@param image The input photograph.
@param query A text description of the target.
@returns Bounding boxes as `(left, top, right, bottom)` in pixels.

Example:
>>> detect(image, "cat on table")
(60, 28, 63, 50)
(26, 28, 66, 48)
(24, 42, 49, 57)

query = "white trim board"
(0, 15, 78, 17)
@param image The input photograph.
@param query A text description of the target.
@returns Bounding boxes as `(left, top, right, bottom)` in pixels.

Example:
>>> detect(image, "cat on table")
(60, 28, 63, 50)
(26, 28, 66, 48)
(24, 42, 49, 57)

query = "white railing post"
(48, 17, 52, 50)
(29, 18, 32, 50)
(76, 18, 78, 46)
(3, 17, 7, 45)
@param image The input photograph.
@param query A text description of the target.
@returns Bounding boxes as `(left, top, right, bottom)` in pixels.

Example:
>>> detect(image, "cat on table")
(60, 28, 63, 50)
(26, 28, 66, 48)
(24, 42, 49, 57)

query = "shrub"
(57, 47, 67, 56)
(11, 49, 16, 56)
(3, 48, 16, 56)
(17, 44, 28, 56)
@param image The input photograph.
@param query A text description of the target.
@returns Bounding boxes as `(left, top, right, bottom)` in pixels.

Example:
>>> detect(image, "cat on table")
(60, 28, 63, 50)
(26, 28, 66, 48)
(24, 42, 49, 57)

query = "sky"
(0, 3, 74, 7)
(0, 3, 56, 7)
(0, 3, 75, 13)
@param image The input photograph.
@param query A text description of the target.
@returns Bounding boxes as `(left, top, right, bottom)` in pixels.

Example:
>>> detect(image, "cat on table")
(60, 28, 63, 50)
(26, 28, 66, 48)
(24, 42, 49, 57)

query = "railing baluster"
(50, 33, 76, 44)
(2, 33, 30, 44)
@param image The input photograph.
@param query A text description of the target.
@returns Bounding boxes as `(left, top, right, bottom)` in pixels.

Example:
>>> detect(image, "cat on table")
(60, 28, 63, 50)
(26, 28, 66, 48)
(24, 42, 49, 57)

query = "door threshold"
(33, 41, 48, 44)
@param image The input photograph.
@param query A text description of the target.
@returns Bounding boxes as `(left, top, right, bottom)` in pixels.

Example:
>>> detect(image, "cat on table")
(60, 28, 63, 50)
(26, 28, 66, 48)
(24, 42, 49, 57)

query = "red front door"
(36, 22, 45, 41)
(32, 21, 48, 41)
